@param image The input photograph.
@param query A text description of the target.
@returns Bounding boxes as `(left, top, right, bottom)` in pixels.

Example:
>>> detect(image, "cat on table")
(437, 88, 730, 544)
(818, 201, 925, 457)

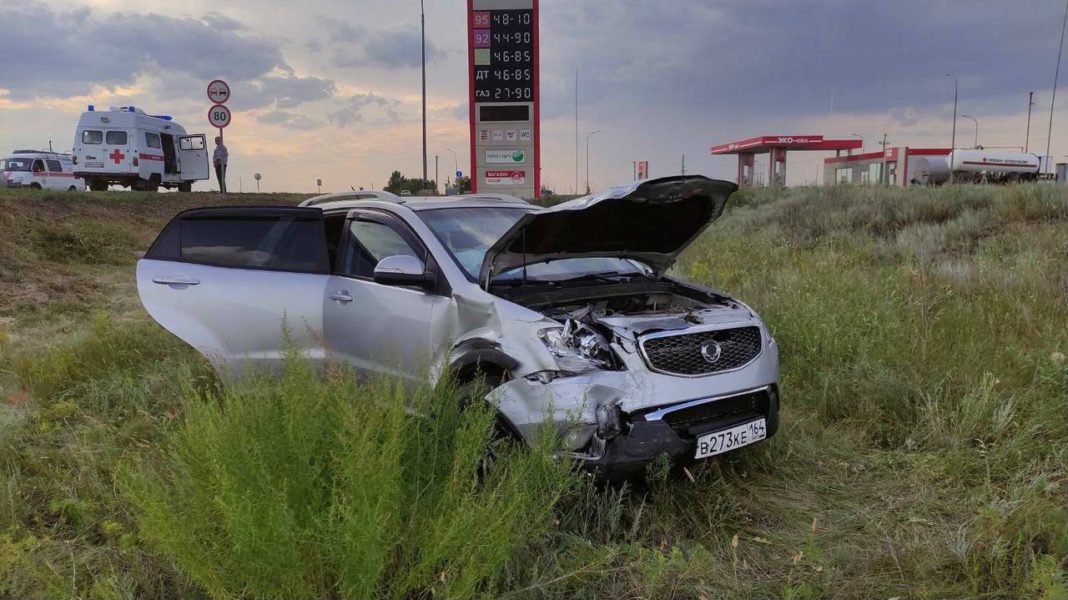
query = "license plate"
(695, 418, 767, 459)
(84, 161, 104, 168)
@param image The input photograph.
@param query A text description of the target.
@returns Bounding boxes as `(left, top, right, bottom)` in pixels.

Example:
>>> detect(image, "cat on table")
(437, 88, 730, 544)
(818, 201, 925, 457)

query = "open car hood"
(479, 175, 738, 287)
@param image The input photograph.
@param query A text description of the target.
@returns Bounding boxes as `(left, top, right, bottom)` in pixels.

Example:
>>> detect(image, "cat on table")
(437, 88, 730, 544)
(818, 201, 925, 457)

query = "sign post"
(206, 80, 232, 142)
(468, 0, 539, 198)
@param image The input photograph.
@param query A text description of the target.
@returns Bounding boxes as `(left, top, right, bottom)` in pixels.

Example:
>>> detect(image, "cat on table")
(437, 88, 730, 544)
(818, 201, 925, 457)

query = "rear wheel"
(89, 180, 108, 192)
(143, 176, 160, 193)
(67, 186, 77, 192)
(28, 183, 41, 190)
(177, 182, 192, 193)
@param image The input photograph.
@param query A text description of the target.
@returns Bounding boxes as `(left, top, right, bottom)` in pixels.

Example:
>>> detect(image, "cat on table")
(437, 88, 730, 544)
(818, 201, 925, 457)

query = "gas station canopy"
(711, 135, 863, 187)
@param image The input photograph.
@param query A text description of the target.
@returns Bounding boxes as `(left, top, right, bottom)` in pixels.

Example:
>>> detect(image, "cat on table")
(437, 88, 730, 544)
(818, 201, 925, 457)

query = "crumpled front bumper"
(490, 338, 780, 476)
(579, 386, 779, 478)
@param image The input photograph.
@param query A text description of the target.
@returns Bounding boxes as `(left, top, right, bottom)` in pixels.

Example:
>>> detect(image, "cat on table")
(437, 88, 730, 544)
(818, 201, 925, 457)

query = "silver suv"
(137, 176, 780, 475)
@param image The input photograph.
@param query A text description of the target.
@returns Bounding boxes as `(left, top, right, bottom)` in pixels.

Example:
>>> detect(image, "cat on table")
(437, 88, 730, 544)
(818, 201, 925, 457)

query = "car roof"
(301, 191, 531, 213)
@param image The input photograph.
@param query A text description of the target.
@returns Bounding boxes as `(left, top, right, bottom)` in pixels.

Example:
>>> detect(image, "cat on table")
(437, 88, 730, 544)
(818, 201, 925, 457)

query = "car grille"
(640, 326, 762, 376)
(660, 389, 769, 432)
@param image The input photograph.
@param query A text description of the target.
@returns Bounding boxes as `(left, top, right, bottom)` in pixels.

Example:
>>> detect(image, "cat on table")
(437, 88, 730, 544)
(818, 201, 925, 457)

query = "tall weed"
(123, 354, 579, 599)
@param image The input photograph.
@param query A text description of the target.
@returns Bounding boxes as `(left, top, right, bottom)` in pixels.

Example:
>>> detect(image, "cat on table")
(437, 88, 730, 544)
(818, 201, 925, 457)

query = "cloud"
(0, 1, 286, 99)
(315, 17, 446, 69)
(230, 75, 338, 110)
(538, 0, 1067, 119)
(328, 93, 401, 128)
(256, 110, 322, 130)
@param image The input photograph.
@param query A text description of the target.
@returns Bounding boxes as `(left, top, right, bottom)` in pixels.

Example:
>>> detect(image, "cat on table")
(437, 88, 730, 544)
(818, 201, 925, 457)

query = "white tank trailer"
(945, 150, 1042, 183)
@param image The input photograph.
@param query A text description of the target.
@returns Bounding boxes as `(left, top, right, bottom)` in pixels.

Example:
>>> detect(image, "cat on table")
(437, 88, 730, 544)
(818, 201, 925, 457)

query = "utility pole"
(421, 0, 428, 182)
(1047, 0, 1068, 176)
(434, 154, 439, 195)
(633, 161, 636, 181)
(1026, 91, 1035, 153)
(946, 74, 958, 185)
(681, 154, 686, 175)
(879, 133, 890, 185)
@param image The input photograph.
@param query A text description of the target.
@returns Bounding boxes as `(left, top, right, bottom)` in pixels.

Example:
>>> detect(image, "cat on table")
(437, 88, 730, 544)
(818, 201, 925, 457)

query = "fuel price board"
(468, 0, 540, 199)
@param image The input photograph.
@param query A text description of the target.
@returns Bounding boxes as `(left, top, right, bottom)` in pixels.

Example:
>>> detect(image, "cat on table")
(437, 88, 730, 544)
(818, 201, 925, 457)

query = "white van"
(72, 106, 209, 192)
(1, 150, 85, 191)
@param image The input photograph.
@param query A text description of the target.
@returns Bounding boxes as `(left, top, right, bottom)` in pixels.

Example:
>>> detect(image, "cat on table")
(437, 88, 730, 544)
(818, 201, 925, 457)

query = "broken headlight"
(537, 320, 614, 373)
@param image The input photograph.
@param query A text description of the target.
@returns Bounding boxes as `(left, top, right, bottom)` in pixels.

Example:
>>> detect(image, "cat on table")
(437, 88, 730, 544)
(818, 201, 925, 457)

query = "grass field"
(0, 185, 1066, 599)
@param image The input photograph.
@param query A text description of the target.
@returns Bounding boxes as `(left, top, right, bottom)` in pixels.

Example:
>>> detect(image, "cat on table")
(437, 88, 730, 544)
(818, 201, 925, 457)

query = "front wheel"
(28, 183, 41, 190)
(67, 186, 77, 192)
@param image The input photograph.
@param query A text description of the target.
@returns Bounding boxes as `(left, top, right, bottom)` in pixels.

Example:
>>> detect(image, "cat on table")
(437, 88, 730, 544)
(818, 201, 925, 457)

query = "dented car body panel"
(136, 176, 780, 475)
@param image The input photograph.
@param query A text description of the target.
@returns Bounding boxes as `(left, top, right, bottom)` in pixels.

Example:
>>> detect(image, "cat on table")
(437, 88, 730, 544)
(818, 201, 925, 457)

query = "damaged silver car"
(136, 175, 779, 476)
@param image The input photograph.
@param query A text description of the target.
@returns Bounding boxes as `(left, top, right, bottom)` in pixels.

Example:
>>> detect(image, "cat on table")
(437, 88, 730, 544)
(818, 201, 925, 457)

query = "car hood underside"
(478, 175, 738, 287)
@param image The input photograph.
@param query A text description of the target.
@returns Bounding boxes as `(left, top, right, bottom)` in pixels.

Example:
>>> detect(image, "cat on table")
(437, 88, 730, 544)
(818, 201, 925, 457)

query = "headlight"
(538, 321, 613, 373)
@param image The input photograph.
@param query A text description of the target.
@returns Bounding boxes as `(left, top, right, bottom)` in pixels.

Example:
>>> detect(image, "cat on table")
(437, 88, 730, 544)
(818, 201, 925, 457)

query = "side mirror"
(373, 255, 432, 288)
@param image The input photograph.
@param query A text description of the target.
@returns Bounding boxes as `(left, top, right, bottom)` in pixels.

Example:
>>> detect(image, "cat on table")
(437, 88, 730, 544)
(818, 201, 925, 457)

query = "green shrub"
(122, 354, 579, 599)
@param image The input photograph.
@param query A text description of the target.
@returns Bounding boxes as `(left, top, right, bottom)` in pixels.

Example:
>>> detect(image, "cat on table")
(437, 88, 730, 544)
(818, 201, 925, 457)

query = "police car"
(72, 106, 209, 192)
(1, 150, 85, 191)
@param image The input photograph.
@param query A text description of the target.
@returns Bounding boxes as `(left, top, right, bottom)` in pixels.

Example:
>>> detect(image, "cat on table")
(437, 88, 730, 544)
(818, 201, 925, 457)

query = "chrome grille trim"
(644, 386, 771, 421)
(638, 324, 763, 378)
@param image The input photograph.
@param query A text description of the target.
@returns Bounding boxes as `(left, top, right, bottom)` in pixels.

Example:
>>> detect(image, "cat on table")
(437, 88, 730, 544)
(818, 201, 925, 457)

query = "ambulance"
(1, 150, 85, 191)
(72, 106, 209, 192)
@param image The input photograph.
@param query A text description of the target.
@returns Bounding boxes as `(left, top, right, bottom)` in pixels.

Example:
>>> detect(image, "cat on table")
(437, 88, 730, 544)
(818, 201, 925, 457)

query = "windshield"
(417, 206, 645, 283)
(0, 158, 32, 172)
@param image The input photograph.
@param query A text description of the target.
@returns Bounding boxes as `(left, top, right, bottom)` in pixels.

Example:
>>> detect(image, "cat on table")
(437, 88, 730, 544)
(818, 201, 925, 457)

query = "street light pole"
(447, 148, 458, 174)
(421, 0, 428, 183)
(1047, 0, 1068, 177)
(851, 133, 865, 153)
(946, 74, 958, 184)
(585, 129, 603, 194)
(961, 115, 979, 148)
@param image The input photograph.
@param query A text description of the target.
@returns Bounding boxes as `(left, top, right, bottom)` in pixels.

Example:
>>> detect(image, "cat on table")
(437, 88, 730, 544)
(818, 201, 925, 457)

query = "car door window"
(46, 160, 62, 172)
(145, 209, 329, 274)
(339, 219, 421, 278)
(145, 132, 162, 148)
(32, 160, 44, 173)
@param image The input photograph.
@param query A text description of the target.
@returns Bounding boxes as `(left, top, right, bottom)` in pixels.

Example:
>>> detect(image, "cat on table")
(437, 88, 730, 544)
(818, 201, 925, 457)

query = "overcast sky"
(2, 0, 1068, 192)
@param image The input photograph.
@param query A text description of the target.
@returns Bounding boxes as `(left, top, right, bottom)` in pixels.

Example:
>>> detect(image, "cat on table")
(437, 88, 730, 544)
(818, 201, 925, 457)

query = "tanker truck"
(945, 150, 1042, 183)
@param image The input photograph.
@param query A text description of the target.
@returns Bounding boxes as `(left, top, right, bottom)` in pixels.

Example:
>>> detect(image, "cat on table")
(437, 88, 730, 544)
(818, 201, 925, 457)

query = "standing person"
(213, 136, 228, 194)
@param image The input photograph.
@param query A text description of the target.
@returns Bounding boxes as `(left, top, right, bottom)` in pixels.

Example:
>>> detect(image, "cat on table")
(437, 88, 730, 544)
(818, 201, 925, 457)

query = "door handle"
(330, 291, 354, 303)
(152, 276, 200, 286)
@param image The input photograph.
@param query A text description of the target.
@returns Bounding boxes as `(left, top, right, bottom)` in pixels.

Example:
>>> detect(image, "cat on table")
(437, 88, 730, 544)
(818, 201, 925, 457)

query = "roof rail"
(299, 190, 404, 207)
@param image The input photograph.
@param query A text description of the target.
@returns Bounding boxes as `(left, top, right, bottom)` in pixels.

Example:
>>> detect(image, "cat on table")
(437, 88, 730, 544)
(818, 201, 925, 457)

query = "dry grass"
(1, 184, 1066, 599)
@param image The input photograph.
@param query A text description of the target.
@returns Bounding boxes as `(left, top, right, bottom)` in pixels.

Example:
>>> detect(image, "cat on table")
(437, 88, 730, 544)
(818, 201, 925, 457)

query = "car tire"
(177, 182, 192, 193)
(144, 176, 160, 193)
(67, 186, 77, 192)
(89, 181, 107, 192)
(29, 183, 42, 190)
(457, 375, 522, 479)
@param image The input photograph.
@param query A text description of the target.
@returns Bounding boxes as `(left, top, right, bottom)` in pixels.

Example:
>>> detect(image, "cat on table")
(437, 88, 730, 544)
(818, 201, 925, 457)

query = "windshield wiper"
(556, 271, 641, 285)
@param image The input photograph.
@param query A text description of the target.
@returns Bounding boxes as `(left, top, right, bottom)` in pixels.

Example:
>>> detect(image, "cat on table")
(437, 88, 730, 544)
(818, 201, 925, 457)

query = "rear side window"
(46, 160, 62, 172)
(106, 131, 128, 145)
(179, 136, 205, 151)
(145, 132, 162, 148)
(146, 212, 329, 274)
(82, 130, 102, 144)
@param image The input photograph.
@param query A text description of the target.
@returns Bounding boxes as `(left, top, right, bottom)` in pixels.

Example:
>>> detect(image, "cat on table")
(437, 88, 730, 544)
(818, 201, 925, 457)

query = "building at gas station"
(711, 135, 957, 187)
(710, 136, 861, 187)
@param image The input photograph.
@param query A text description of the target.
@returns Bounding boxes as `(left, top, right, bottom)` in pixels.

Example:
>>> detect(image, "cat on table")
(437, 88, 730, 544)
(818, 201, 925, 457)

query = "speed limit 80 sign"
(208, 104, 232, 129)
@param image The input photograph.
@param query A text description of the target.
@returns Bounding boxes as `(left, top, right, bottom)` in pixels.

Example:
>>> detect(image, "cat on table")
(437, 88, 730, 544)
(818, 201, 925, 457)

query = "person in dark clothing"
(213, 136, 228, 194)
